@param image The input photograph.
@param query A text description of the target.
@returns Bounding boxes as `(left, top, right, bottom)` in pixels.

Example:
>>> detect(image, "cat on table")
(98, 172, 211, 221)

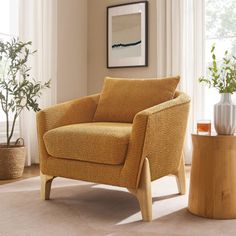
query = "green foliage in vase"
(199, 45, 236, 94)
(0, 38, 50, 147)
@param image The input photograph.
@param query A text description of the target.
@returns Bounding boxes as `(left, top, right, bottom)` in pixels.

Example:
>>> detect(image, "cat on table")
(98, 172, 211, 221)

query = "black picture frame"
(107, 1, 148, 68)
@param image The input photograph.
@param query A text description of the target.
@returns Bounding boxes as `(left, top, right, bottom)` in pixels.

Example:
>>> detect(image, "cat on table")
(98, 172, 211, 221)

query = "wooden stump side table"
(188, 134, 236, 219)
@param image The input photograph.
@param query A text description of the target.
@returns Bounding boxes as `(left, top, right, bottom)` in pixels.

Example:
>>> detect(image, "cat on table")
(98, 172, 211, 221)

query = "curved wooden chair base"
(174, 156, 186, 195)
(128, 156, 186, 222)
(128, 158, 152, 221)
(40, 172, 55, 200)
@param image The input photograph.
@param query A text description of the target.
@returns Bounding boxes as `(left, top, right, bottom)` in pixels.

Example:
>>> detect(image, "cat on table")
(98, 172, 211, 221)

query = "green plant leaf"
(0, 37, 50, 146)
(199, 44, 236, 94)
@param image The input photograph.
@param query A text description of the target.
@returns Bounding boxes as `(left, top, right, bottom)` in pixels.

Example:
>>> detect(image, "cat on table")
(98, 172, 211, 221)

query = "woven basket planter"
(0, 145, 26, 180)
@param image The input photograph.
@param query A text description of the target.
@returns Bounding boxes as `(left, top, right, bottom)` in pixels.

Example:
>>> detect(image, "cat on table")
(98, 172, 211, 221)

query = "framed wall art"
(107, 1, 148, 68)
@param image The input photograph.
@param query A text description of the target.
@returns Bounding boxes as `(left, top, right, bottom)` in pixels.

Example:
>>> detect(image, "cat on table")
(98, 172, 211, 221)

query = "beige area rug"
(0, 176, 236, 236)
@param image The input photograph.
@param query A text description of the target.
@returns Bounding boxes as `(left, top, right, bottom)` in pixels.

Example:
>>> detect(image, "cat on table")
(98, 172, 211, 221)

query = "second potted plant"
(199, 45, 236, 135)
(0, 38, 50, 179)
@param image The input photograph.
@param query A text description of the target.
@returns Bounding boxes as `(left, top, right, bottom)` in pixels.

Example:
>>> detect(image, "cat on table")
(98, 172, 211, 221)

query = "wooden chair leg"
(175, 156, 186, 195)
(40, 172, 55, 200)
(128, 158, 152, 222)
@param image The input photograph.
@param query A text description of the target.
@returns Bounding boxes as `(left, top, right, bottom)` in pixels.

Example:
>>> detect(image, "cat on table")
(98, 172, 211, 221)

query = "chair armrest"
(37, 94, 100, 132)
(37, 94, 100, 166)
(120, 92, 190, 188)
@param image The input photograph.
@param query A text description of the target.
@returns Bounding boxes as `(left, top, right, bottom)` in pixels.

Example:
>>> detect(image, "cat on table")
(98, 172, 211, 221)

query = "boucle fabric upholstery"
(45, 156, 123, 186)
(120, 91, 190, 187)
(37, 80, 190, 189)
(43, 122, 132, 165)
(93, 76, 180, 123)
(37, 94, 100, 172)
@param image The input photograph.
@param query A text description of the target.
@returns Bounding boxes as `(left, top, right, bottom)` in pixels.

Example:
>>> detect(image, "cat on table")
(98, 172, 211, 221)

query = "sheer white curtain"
(156, 0, 205, 164)
(0, 0, 20, 144)
(19, 0, 57, 165)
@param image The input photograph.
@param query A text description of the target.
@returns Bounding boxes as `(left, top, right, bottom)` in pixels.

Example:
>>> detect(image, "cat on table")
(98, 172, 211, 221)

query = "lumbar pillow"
(93, 76, 180, 123)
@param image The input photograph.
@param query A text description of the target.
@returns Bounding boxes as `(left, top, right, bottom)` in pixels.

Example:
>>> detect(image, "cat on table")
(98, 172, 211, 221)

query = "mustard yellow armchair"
(37, 77, 190, 221)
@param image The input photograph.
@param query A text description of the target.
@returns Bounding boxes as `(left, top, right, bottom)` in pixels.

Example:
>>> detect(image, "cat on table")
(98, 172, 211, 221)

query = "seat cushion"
(43, 122, 132, 165)
(93, 76, 180, 123)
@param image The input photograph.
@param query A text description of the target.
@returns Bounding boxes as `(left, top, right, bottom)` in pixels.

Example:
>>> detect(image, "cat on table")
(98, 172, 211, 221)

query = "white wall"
(56, 0, 158, 100)
(57, 0, 87, 103)
(87, 0, 157, 94)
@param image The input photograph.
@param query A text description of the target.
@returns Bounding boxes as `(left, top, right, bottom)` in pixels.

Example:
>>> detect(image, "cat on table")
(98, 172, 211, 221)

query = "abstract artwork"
(107, 2, 148, 68)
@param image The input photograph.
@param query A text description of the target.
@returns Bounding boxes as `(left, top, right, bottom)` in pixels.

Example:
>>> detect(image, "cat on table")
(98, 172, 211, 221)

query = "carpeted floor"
(0, 176, 235, 236)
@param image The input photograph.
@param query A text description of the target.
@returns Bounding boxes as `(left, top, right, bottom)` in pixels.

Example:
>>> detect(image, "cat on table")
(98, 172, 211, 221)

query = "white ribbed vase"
(214, 93, 236, 135)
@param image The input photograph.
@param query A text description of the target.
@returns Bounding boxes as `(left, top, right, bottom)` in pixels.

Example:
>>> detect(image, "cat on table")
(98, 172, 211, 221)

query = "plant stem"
(5, 84, 9, 147)
(2, 55, 10, 146)
(6, 113, 9, 146)
(7, 113, 18, 146)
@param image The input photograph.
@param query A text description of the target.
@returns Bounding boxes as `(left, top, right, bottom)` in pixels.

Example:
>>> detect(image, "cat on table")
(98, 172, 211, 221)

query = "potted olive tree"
(199, 45, 236, 135)
(0, 38, 50, 179)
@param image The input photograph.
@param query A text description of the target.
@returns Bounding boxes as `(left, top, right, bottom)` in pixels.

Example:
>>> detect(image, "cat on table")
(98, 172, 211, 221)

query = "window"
(0, 0, 19, 143)
(204, 0, 236, 120)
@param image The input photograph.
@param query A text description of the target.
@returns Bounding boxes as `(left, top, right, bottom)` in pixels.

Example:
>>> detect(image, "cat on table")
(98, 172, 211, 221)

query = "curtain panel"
(0, 0, 20, 145)
(19, 0, 57, 165)
(156, 0, 205, 164)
